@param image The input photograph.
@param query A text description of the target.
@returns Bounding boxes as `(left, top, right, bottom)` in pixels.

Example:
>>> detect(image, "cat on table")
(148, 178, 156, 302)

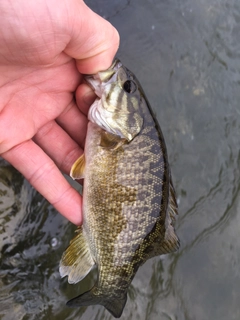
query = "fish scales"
(59, 59, 179, 318)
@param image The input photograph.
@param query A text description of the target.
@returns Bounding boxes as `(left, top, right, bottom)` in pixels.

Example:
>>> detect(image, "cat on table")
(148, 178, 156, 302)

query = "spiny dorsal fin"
(150, 177, 179, 256)
(168, 177, 178, 221)
(160, 177, 180, 253)
(70, 154, 86, 180)
(59, 227, 95, 284)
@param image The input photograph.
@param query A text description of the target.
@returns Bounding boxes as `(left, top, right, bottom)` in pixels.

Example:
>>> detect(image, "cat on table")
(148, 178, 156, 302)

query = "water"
(1, 0, 240, 319)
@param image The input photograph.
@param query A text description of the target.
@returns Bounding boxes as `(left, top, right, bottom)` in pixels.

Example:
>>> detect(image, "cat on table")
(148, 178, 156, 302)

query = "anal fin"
(59, 226, 95, 284)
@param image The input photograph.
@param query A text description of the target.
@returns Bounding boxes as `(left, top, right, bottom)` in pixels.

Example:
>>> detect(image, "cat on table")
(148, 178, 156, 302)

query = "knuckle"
(28, 159, 56, 186)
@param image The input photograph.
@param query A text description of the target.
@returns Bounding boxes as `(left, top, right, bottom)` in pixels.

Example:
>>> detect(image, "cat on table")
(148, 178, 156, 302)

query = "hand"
(0, 0, 119, 224)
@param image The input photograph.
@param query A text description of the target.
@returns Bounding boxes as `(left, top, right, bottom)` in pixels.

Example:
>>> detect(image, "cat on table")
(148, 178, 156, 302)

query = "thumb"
(64, 1, 120, 74)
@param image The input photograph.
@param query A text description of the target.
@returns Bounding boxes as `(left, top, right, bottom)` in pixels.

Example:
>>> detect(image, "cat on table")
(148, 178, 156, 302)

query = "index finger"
(64, 1, 120, 74)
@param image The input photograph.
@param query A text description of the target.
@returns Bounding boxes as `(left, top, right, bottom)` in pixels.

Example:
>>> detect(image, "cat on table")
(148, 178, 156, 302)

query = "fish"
(59, 58, 179, 318)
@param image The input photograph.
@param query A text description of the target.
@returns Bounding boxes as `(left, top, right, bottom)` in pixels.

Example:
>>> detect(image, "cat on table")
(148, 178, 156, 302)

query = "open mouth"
(85, 75, 102, 99)
(84, 59, 122, 99)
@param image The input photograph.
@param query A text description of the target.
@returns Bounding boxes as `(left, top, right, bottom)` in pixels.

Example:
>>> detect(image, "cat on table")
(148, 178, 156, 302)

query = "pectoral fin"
(70, 154, 86, 180)
(100, 131, 127, 150)
(59, 226, 95, 284)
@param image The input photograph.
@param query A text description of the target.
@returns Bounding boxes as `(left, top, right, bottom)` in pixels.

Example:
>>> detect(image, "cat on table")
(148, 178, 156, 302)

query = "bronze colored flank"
(59, 59, 179, 318)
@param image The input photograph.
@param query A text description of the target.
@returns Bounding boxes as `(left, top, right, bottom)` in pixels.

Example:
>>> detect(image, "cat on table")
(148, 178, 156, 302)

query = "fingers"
(0, 59, 81, 155)
(56, 100, 89, 149)
(32, 85, 95, 173)
(65, 1, 120, 74)
(75, 82, 96, 116)
(33, 120, 83, 175)
(55, 82, 96, 148)
(2, 140, 82, 225)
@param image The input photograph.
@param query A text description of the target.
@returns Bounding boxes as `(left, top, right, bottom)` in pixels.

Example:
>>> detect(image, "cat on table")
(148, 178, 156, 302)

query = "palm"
(0, 52, 90, 224)
(1, 57, 83, 153)
(0, 0, 119, 224)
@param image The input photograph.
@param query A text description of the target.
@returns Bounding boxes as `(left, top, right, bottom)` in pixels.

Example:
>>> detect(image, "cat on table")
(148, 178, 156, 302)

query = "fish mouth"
(84, 58, 138, 140)
(84, 60, 122, 135)
(84, 59, 122, 98)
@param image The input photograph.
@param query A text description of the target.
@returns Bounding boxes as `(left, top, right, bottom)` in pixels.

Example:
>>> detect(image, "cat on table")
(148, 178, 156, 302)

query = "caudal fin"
(67, 287, 127, 318)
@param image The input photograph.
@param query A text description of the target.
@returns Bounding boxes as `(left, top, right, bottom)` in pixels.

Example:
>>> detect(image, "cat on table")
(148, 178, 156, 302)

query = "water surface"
(1, 0, 240, 319)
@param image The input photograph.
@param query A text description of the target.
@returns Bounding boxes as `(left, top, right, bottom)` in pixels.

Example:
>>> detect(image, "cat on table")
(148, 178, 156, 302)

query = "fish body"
(59, 59, 179, 318)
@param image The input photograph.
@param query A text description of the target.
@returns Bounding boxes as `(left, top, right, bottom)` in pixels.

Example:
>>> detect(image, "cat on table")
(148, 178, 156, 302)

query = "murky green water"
(1, 0, 240, 319)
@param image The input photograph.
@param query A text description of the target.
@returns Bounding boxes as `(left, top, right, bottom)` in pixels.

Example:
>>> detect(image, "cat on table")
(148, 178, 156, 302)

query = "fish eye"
(123, 80, 137, 94)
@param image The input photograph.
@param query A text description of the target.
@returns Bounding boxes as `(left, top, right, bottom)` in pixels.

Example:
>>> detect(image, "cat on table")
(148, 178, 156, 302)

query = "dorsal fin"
(168, 176, 178, 221)
(149, 177, 179, 256)
(160, 177, 180, 253)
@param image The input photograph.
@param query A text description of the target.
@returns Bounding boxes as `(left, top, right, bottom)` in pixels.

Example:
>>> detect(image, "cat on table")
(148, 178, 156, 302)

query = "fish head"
(85, 59, 144, 142)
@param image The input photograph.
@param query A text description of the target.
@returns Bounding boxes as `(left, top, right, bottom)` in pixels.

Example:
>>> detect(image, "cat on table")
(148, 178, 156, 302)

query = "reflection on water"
(1, 0, 240, 319)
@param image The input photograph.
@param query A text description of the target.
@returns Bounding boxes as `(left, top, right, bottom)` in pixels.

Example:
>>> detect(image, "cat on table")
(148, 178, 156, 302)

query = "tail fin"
(67, 287, 127, 318)
(104, 295, 127, 319)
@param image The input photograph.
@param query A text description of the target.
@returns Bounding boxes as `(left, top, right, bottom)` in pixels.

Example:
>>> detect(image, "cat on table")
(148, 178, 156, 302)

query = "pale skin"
(0, 0, 120, 224)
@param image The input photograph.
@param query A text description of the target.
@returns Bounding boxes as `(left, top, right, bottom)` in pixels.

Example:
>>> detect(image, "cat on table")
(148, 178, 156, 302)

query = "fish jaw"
(85, 59, 144, 142)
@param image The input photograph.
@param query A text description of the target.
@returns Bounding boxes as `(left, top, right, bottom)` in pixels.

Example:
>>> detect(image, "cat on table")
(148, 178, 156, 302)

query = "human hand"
(0, 0, 119, 224)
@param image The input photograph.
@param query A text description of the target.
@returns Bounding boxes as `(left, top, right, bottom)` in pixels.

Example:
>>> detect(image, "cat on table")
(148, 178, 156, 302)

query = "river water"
(1, 0, 240, 319)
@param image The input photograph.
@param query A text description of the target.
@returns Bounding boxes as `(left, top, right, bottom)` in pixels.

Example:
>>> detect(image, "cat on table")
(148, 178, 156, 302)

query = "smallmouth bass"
(59, 59, 179, 318)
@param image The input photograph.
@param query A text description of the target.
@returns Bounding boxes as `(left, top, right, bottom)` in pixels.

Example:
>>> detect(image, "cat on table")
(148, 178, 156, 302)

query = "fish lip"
(84, 75, 102, 98)
(84, 58, 122, 98)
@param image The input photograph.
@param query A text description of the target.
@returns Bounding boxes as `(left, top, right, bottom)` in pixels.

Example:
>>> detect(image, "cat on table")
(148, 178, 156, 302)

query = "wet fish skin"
(59, 59, 179, 318)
